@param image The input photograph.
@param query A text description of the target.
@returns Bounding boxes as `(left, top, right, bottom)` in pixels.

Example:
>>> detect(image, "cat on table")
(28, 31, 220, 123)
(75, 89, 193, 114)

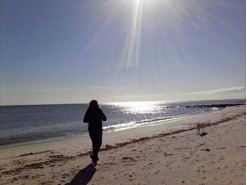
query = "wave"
(103, 114, 195, 133)
(102, 103, 244, 133)
(165, 103, 245, 109)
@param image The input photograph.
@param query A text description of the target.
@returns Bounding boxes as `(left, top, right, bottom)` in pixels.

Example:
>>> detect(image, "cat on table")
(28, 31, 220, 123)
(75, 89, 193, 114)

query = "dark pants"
(89, 131, 102, 159)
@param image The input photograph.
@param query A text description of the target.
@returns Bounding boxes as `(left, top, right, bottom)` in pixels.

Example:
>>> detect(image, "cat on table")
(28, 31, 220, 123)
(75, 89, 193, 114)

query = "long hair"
(89, 100, 100, 110)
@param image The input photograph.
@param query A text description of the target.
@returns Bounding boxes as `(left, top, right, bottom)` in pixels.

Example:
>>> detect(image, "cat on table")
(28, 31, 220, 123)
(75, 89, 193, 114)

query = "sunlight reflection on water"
(110, 101, 165, 114)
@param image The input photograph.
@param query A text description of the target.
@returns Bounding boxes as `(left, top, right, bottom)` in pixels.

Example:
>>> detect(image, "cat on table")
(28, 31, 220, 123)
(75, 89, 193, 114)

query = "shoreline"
(1, 105, 245, 185)
(0, 106, 227, 149)
(0, 101, 245, 149)
(0, 110, 207, 149)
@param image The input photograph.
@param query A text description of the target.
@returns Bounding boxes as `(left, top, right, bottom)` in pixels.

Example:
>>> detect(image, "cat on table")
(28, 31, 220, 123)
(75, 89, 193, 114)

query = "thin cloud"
(0, 86, 122, 93)
(113, 87, 246, 100)
(84, 86, 122, 91)
(0, 88, 75, 93)
(114, 94, 167, 99)
(186, 87, 246, 95)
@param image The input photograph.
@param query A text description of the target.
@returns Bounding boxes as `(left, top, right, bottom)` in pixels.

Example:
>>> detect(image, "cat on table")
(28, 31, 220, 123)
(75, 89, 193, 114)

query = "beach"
(1, 105, 245, 185)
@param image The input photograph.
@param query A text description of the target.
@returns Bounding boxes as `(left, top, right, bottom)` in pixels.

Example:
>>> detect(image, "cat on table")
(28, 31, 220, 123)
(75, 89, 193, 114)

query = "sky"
(0, 0, 246, 105)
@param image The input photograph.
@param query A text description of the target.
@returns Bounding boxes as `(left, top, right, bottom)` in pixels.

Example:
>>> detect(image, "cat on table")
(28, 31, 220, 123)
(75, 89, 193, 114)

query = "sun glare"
(112, 101, 162, 114)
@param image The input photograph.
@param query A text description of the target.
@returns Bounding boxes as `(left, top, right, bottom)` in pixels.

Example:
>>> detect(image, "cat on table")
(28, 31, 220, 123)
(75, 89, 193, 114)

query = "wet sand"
(0, 106, 245, 185)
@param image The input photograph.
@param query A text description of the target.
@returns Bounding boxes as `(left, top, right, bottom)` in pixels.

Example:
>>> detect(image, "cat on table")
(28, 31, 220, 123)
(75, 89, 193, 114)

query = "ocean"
(0, 99, 245, 148)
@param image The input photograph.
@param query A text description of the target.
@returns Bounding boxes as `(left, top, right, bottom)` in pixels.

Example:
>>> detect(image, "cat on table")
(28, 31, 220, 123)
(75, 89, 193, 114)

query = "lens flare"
(121, 0, 143, 68)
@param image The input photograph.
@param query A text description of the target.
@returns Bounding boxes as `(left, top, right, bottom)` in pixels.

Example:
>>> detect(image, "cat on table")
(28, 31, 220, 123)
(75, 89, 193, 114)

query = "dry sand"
(0, 105, 246, 185)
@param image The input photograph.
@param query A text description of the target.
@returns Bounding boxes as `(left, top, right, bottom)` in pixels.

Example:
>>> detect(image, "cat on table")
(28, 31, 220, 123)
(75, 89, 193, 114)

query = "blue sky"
(0, 0, 246, 105)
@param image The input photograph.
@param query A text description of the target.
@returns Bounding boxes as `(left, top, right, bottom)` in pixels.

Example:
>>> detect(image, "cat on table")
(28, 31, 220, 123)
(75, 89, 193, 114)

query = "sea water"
(0, 99, 245, 147)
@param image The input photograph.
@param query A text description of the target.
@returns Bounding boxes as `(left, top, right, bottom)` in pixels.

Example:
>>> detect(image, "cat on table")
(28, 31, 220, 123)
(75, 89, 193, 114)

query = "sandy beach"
(1, 105, 245, 185)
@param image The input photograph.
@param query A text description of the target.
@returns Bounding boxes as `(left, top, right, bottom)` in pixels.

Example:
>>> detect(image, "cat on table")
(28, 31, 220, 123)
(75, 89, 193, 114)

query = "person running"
(83, 100, 107, 165)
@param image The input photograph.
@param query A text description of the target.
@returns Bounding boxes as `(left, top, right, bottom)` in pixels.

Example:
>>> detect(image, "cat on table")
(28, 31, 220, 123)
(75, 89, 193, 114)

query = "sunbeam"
(121, 0, 143, 68)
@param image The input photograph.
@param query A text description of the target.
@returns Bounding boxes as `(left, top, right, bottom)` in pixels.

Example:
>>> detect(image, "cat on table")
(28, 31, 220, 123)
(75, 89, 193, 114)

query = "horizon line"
(0, 98, 245, 107)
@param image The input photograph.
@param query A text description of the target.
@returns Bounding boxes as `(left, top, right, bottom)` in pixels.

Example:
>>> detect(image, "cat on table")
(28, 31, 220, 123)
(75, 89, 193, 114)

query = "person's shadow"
(199, 132, 208, 137)
(66, 163, 96, 185)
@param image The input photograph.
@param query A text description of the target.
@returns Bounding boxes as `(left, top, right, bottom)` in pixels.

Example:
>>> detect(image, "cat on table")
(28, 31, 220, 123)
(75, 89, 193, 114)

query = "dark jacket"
(83, 109, 107, 132)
